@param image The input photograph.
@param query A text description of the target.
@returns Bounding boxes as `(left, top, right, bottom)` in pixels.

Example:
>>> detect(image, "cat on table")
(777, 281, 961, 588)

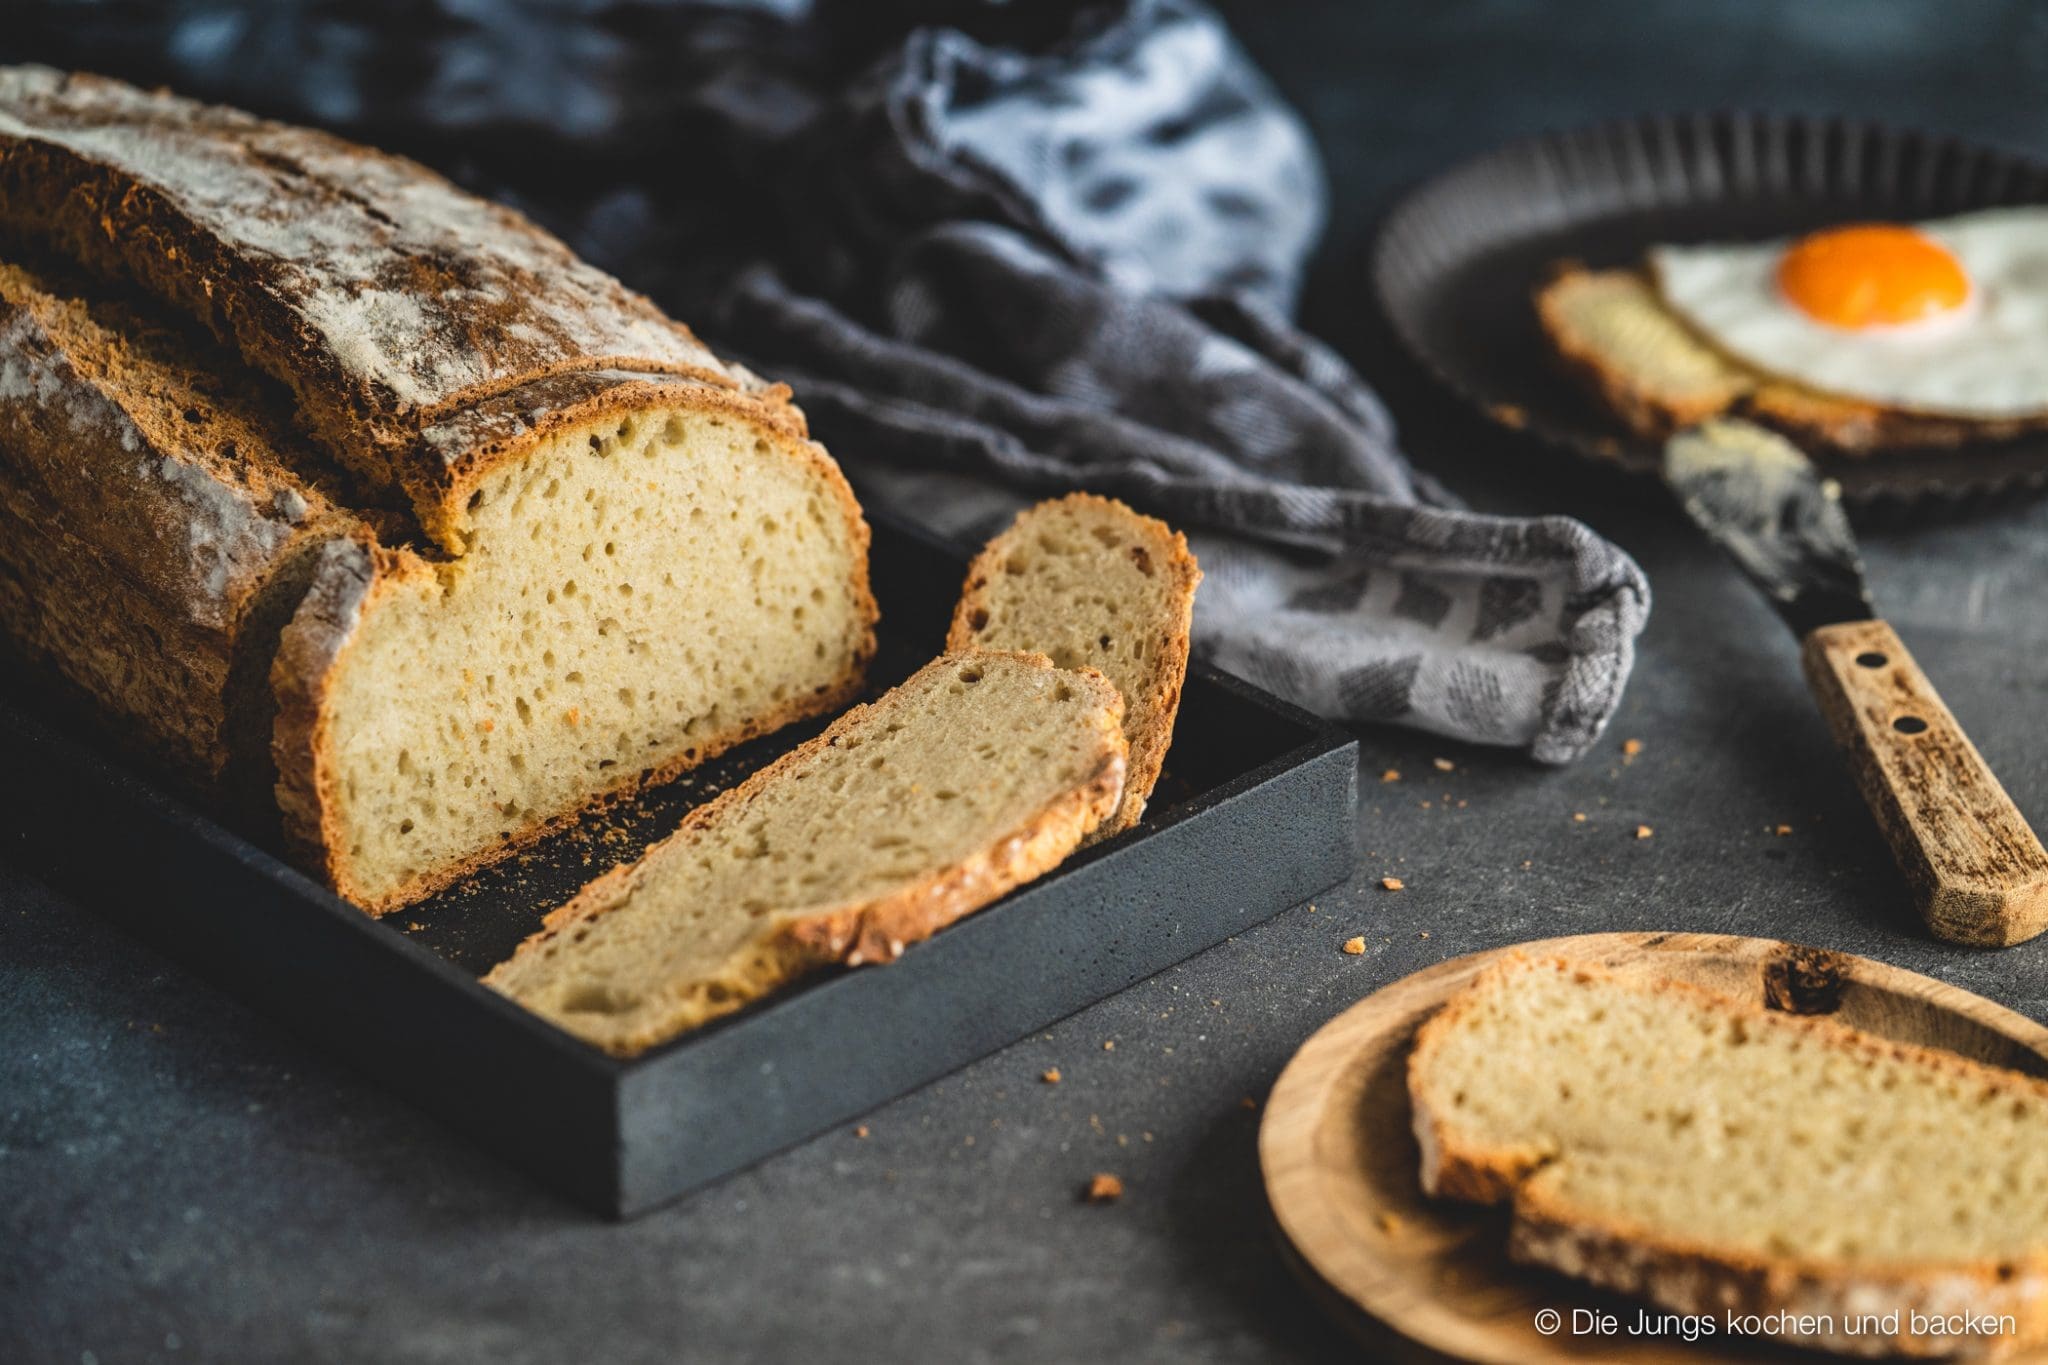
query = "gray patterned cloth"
(7, 0, 1649, 762)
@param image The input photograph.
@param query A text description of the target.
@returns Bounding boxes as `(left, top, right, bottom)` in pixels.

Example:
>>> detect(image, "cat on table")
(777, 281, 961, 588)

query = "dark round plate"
(1372, 111, 2048, 508)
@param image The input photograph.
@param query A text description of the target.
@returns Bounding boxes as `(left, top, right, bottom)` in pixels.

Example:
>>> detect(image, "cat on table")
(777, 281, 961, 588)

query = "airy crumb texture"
(281, 402, 875, 911)
(1535, 264, 2048, 454)
(485, 651, 1127, 1055)
(949, 493, 1199, 837)
(1409, 956, 2048, 1357)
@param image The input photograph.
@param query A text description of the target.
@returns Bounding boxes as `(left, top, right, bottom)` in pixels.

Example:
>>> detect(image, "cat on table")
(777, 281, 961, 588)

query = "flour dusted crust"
(0, 64, 779, 549)
(1408, 956, 2048, 1358)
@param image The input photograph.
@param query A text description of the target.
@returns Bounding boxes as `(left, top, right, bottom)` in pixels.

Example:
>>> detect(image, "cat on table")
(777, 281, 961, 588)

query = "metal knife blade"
(1662, 419, 1873, 638)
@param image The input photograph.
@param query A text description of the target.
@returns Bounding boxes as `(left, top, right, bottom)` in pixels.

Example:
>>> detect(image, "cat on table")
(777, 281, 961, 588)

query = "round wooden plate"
(1259, 932, 2048, 1364)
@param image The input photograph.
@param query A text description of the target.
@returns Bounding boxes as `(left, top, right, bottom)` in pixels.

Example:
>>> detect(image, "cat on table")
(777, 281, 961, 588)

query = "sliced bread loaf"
(1409, 955, 2048, 1357)
(485, 652, 1127, 1055)
(948, 494, 1199, 836)
(0, 68, 878, 912)
(1535, 264, 2046, 453)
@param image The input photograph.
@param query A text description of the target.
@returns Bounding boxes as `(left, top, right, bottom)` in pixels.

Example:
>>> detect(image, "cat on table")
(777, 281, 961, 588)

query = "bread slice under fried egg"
(1535, 208, 2048, 454)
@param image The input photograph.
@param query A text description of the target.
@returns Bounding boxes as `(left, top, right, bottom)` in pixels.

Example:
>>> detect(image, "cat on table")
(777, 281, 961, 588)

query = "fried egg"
(1649, 207, 2048, 419)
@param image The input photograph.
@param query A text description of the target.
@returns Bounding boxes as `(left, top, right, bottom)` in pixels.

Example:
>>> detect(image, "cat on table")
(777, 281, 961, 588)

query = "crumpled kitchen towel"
(5, 0, 1649, 762)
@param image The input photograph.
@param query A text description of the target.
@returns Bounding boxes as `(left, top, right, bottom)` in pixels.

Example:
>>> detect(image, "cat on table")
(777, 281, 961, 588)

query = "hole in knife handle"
(1855, 652, 1889, 669)
(1894, 716, 1930, 735)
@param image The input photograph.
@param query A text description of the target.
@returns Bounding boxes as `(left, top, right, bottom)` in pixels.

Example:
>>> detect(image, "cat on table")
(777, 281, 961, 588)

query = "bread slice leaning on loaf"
(1409, 955, 2048, 1358)
(948, 494, 1199, 836)
(0, 67, 878, 911)
(486, 652, 1127, 1056)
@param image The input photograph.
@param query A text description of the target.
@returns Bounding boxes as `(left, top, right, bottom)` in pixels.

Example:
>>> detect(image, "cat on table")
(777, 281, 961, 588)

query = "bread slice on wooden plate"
(1535, 264, 2046, 454)
(1408, 955, 2048, 1358)
(485, 651, 1127, 1055)
(947, 494, 1199, 837)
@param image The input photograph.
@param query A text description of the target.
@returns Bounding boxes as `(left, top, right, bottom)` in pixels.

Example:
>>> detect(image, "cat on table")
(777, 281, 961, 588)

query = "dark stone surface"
(7, 3, 2048, 1361)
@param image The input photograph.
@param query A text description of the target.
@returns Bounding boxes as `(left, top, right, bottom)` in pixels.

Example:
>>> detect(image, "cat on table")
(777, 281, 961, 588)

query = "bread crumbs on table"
(1622, 737, 1643, 757)
(1240, 1096, 1259, 1111)
(1342, 936, 1367, 955)
(1102, 1040, 1116, 1052)
(853, 1126, 870, 1139)
(1775, 823, 1794, 836)
(1381, 876, 1404, 891)
(1635, 824, 1654, 839)
(1086, 1173, 1124, 1203)
(1380, 768, 1401, 783)
(1572, 812, 1587, 823)
(1432, 757, 1454, 772)
(1041, 1067, 1062, 1085)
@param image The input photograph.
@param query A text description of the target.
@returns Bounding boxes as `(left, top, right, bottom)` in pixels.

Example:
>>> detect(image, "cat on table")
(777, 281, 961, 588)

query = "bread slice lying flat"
(948, 494, 1199, 837)
(1409, 955, 2048, 1357)
(485, 652, 1127, 1055)
(1535, 264, 2046, 454)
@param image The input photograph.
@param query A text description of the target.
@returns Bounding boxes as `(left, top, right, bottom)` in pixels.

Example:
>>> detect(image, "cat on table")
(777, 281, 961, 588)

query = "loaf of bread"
(948, 494, 1199, 837)
(485, 651, 1127, 1055)
(1409, 955, 2048, 1358)
(0, 67, 878, 910)
(1535, 264, 2047, 453)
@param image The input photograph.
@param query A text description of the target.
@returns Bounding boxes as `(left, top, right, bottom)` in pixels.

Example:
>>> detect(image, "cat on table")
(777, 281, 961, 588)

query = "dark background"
(7, 3, 2048, 1362)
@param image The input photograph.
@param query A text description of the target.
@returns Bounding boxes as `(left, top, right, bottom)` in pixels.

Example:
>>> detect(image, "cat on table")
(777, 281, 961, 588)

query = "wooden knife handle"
(1802, 619, 2048, 947)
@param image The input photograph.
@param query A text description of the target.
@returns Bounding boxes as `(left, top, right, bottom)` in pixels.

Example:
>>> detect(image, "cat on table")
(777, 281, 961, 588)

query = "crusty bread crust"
(486, 652, 1128, 1055)
(1409, 956, 2048, 1358)
(1534, 263, 2048, 455)
(947, 493, 1199, 837)
(0, 65, 777, 549)
(0, 259, 359, 786)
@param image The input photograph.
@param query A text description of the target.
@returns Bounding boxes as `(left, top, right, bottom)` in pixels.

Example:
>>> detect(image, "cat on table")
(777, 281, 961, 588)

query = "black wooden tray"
(1372, 111, 2048, 509)
(0, 517, 1358, 1218)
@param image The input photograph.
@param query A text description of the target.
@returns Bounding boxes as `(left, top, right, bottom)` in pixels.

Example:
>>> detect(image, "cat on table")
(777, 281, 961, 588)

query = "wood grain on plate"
(1370, 112, 2048, 509)
(1258, 931, 2048, 1364)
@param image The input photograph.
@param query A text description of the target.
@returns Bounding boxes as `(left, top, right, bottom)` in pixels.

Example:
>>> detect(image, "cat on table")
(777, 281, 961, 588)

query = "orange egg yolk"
(1776, 224, 1971, 329)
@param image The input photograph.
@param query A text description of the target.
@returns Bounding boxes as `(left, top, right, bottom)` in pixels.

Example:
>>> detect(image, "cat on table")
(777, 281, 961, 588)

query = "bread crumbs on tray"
(1635, 824, 1654, 839)
(1086, 1173, 1124, 1203)
(1572, 811, 1587, 823)
(1622, 737, 1644, 757)
(853, 1125, 870, 1139)
(1342, 936, 1367, 955)
(1775, 823, 1794, 836)
(1102, 1040, 1116, 1052)
(1041, 1067, 1062, 1085)
(1381, 876, 1404, 892)
(1432, 757, 1454, 772)
(1380, 768, 1401, 783)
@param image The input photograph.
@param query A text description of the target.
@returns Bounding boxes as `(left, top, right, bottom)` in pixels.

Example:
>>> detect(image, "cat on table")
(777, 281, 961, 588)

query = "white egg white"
(1649, 206, 2048, 419)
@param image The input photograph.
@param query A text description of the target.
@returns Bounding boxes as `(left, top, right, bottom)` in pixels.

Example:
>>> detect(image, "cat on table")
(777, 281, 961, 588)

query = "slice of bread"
(484, 652, 1127, 1055)
(1409, 955, 2048, 1357)
(1534, 264, 2047, 454)
(947, 494, 1199, 836)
